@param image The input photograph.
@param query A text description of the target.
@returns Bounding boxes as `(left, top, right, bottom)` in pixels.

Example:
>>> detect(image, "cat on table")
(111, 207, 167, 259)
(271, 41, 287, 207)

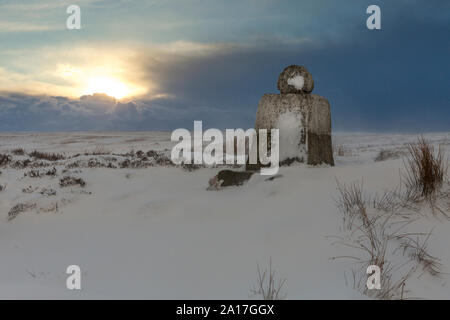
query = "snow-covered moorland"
(0, 131, 449, 299)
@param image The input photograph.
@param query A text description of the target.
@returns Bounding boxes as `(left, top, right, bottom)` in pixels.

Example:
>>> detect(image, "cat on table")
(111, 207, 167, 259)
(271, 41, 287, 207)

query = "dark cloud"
(138, 0, 450, 132)
(0, 92, 248, 131)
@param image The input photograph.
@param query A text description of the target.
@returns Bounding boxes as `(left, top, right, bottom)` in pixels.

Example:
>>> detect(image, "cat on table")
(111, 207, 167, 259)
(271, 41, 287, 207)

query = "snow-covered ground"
(0, 131, 449, 299)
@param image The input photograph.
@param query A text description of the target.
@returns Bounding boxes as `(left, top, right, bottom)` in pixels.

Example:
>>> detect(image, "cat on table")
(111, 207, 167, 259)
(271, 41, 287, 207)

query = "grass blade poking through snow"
(250, 258, 286, 300)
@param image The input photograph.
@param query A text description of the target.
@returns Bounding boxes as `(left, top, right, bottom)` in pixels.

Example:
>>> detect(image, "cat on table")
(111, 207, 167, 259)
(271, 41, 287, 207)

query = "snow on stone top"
(287, 75, 305, 90)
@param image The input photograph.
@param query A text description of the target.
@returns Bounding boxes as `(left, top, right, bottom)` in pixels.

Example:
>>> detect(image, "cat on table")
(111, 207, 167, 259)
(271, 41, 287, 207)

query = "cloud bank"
(0, 92, 251, 132)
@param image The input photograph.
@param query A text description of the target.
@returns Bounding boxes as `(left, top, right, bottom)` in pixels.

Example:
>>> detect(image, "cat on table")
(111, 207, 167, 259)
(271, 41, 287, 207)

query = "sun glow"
(84, 76, 130, 99)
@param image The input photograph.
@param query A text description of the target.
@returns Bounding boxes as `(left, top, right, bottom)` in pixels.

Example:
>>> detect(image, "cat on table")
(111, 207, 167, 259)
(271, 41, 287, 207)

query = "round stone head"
(277, 65, 314, 94)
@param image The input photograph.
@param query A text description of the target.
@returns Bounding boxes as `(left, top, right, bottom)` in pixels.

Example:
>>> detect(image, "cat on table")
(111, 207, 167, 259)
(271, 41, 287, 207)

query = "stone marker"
(208, 65, 334, 190)
(254, 65, 334, 166)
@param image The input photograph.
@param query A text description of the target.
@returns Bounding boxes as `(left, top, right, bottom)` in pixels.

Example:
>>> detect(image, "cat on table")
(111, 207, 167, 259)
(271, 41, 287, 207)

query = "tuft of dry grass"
(333, 179, 442, 299)
(84, 146, 111, 156)
(45, 167, 57, 176)
(59, 176, 86, 188)
(335, 180, 372, 232)
(40, 188, 57, 197)
(25, 170, 41, 178)
(0, 153, 12, 166)
(30, 150, 65, 161)
(374, 149, 406, 162)
(8, 203, 36, 221)
(333, 136, 449, 299)
(250, 258, 286, 300)
(403, 137, 447, 198)
(11, 148, 25, 156)
(397, 231, 442, 278)
(401, 137, 449, 218)
(334, 145, 349, 157)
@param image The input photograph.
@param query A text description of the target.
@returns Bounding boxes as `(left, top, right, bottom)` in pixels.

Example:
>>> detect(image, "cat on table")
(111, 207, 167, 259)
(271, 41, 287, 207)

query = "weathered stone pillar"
(254, 65, 334, 166)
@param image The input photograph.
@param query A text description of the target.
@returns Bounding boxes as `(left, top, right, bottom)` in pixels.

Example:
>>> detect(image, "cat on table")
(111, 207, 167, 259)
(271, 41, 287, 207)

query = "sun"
(84, 76, 130, 99)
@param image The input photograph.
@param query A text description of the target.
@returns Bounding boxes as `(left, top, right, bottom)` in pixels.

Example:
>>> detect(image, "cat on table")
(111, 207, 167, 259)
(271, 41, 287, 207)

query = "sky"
(0, 0, 449, 132)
